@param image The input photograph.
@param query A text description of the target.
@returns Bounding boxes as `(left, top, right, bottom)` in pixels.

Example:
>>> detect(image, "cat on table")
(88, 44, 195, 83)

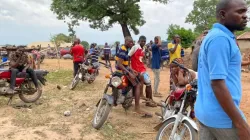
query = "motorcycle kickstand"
(7, 96, 14, 105)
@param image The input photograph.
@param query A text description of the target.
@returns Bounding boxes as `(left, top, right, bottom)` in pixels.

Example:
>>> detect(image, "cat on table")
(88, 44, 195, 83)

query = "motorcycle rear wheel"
(156, 118, 198, 140)
(70, 72, 80, 90)
(92, 98, 111, 129)
(19, 82, 42, 103)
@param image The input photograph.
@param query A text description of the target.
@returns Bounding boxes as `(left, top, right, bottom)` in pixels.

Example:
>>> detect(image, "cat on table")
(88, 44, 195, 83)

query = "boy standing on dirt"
(70, 38, 85, 77)
(128, 35, 156, 107)
(151, 36, 162, 97)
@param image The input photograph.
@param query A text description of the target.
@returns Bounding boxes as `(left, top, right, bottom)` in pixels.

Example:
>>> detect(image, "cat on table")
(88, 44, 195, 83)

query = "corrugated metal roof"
(237, 32, 250, 40)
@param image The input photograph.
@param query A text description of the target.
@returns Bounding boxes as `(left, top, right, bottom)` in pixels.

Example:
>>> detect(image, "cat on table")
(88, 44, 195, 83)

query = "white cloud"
(0, 0, 195, 45)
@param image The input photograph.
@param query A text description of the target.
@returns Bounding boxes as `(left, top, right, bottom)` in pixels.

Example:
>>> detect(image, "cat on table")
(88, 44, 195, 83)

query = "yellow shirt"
(168, 43, 182, 63)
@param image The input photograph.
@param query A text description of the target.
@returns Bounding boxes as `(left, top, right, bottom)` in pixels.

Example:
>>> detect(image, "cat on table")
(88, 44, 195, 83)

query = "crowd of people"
(3, 0, 249, 139)
(70, 0, 250, 139)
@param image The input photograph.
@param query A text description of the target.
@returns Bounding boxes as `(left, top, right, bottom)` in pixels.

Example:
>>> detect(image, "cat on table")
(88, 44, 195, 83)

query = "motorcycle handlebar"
(172, 60, 189, 71)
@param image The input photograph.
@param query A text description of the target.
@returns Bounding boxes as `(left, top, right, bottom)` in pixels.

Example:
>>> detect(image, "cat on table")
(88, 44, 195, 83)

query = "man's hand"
(237, 122, 250, 140)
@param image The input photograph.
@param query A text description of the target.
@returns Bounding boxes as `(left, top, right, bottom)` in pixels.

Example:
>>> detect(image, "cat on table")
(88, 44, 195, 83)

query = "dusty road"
(0, 59, 249, 140)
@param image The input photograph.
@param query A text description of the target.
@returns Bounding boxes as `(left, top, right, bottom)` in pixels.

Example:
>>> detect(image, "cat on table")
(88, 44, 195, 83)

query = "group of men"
(67, 0, 250, 138)
(114, 0, 250, 139)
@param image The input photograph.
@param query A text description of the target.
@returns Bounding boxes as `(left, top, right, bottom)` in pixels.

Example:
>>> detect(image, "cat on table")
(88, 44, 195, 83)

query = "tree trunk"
(120, 23, 131, 37)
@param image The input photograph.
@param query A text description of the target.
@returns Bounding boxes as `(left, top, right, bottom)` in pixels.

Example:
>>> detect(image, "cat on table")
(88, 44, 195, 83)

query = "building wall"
(238, 40, 250, 50)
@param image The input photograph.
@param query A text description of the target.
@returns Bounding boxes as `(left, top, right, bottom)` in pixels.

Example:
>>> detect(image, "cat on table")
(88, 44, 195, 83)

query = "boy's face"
(154, 38, 159, 44)
(139, 39, 146, 47)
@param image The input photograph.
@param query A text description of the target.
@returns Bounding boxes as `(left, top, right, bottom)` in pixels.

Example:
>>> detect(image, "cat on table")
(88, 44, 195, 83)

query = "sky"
(0, 0, 195, 45)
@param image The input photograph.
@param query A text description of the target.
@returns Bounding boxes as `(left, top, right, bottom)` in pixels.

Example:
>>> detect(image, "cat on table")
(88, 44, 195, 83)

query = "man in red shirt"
(70, 38, 85, 77)
(128, 35, 156, 107)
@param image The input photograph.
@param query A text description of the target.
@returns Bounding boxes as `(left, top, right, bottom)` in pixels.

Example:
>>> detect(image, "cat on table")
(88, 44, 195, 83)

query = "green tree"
(51, 0, 169, 37)
(167, 24, 196, 48)
(185, 0, 218, 33)
(186, 0, 250, 33)
(51, 33, 72, 46)
(81, 41, 90, 49)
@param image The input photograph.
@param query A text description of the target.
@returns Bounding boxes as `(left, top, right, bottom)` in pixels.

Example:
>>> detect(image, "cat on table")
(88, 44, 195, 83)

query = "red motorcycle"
(69, 58, 100, 90)
(0, 62, 49, 104)
(155, 61, 198, 140)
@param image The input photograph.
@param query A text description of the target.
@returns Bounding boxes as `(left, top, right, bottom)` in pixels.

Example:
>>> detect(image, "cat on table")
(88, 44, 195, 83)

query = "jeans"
(152, 69, 160, 93)
(10, 66, 39, 89)
(104, 54, 110, 65)
(199, 122, 238, 140)
(73, 61, 82, 77)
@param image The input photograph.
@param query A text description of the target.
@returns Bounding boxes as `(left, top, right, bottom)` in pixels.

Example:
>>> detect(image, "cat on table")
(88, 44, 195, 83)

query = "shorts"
(141, 72, 151, 86)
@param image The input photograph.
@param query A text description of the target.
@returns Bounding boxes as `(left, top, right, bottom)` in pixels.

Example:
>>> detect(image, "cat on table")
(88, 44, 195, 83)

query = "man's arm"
(22, 55, 31, 72)
(211, 80, 249, 128)
(128, 45, 136, 57)
(9, 53, 20, 68)
(241, 61, 250, 66)
(191, 46, 200, 71)
(117, 58, 135, 79)
(169, 43, 179, 54)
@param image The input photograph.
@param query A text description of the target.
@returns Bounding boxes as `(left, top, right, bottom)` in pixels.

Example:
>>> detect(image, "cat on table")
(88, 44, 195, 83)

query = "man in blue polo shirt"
(195, 0, 250, 139)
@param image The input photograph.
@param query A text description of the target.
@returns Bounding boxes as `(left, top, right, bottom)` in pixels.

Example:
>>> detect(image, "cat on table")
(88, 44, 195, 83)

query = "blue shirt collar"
(213, 23, 235, 38)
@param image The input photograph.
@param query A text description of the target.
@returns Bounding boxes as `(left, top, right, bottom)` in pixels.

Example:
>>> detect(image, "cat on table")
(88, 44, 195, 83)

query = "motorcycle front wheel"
(92, 98, 111, 129)
(19, 82, 42, 103)
(156, 118, 198, 140)
(69, 71, 81, 90)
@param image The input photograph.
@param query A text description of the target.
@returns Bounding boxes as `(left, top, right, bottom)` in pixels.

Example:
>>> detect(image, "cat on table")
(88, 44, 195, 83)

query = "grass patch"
(46, 70, 72, 86)
(100, 123, 136, 140)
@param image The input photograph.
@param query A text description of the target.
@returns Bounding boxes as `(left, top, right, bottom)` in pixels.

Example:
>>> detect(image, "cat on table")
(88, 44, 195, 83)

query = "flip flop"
(146, 102, 157, 107)
(133, 111, 153, 118)
(154, 93, 163, 97)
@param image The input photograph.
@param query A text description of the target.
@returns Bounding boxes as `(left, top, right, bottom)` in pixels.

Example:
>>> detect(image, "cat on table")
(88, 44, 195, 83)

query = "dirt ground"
(0, 58, 249, 140)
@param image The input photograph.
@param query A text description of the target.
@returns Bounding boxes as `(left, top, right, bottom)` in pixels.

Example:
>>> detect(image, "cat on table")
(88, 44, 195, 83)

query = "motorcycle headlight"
(78, 73, 83, 79)
(111, 76, 122, 87)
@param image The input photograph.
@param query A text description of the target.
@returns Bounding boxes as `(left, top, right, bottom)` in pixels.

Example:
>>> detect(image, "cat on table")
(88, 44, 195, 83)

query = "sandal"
(154, 92, 163, 97)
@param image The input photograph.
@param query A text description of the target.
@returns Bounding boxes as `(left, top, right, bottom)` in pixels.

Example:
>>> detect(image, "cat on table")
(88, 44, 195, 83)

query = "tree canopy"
(51, 0, 169, 37)
(167, 24, 196, 48)
(81, 41, 90, 49)
(186, 0, 250, 33)
(185, 0, 218, 33)
(50, 33, 71, 47)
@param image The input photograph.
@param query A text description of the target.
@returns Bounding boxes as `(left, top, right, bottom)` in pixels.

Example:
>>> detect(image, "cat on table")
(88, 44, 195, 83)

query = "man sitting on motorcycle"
(170, 58, 197, 88)
(7, 48, 40, 94)
(128, 35, 157, 107)
(116, 36, 152, 117)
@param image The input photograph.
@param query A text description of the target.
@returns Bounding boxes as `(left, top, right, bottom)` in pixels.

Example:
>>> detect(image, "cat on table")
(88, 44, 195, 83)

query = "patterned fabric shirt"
(103, 45, 111, 55)
(9, 51, 28, 66)
(91, 48, 99, 63)
(115, 45, 129, 70)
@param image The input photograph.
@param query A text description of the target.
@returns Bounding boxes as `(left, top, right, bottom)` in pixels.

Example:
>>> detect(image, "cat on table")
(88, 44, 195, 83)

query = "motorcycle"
(69, 57, 100, 90)
(155, 61, 198, 140)
(0, 62, 49, 104)
(92, 62, 134, 129)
